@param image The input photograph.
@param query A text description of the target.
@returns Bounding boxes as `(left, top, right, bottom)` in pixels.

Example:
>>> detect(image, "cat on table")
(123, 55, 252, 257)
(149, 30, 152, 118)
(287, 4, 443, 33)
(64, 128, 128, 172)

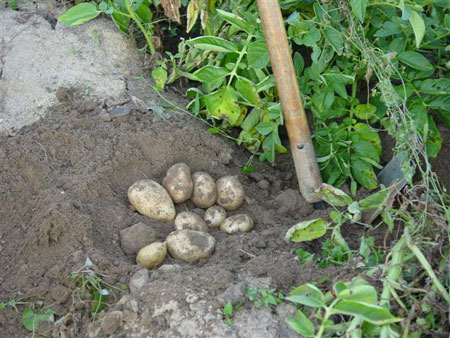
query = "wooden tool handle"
(256, 0, 322, 203)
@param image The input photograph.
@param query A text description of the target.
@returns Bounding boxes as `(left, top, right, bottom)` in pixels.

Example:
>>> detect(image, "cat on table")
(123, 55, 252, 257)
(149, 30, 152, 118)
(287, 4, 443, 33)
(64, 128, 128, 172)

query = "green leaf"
(374, 21, 402, 37)
(204, 87, 241, 125)
(186, 36, 239, 53)
(217, 9, 252, 34)
(285, 218, 329, 243)
(256, 122, 275, 135)
(247, 40, 270, 69)
(426, 116, 442, 158)
(236, 77, 261, 106)
(151, 67, 167, 91)
(111, 11, 130, 33)
(353, 123, 381, 155)
(223, 300, 233, 315)
(135, 4, 152, 23)
(359, 188, 390, 211)
(337, 285, 378, 304)
(22, 308, 54, 332)
(332, 301, 402, 325)
(398, 51, 433, 72)
(353, 140, 380, 162)
(208, 127, 221, 134)
(429, 95, 450, 112)
(354, 104, 376, 119)
(241, 108, 261, 131)
(324, 27, 344, 55)
(351, 158, 377, 189)
(418, 79, 450, 95)
(286, 284, 325, 308)
(286, 310, 315, 337)
(58, 3, 101, 27)
(409, 11, 426, 48)
(193, 66, 229, 92)
(316, 183, 353, 207)
(350, 0, 368, 22)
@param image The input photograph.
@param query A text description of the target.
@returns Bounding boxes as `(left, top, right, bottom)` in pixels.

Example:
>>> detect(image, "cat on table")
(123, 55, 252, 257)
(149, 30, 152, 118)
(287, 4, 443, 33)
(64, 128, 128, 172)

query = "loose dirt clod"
(101, 310, 123, 335)
(120, 222, 157, 254)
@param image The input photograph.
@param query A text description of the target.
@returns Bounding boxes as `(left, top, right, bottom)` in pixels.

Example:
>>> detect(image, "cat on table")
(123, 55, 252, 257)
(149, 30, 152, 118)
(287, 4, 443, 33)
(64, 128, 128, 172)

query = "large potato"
(216, 175, 245, 211)
(166, 230, 216, 263)
(162, 163, 193, 203)
(136, 242, 167, 269)
(128, 179, 176, 222)
(191, 172, 217, 208)
(220, 214, 254, 234)
(175, 211, 208, 232)
(204, 206, 227, 228)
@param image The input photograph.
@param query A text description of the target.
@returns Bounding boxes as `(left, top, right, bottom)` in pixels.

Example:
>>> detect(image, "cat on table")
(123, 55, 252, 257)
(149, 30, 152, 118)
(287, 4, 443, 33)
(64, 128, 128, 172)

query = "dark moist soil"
(0, 88, 340, 337)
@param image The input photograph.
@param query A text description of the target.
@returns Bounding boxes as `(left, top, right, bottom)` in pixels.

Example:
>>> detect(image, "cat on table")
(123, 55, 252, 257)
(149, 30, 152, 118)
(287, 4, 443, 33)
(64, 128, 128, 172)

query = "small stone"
(158, 264, 182, 273)
(101, 311, 123, 335)
(166, 230, 216, 263)
(185, 293, 199, 304)
(87, 322, 101, 338)
(100, 109, 112, 122)
(123, 309, 138, 323)
(256, 179, 270, 190)
(256, 269, 267, 277)
(126, 299, 139, 313)
(120, 222, 157, 255)
(216, 281, 248, 306)
(129, 269, 149, 293)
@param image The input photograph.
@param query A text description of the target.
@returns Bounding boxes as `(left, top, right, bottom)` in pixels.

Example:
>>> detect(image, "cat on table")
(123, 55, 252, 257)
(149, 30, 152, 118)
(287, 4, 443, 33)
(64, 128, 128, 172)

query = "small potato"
(220, 214, 254, 234)
(128, 179, 176, 222)
(166, 230, 216, 263)
(175, 211, 208, 232)
(191, 172, 217, 208)
(136, 242, 167, 269)
(216, 175, 245, 211)
(204, 206, 227, 228)
(163, 163, 193, 203)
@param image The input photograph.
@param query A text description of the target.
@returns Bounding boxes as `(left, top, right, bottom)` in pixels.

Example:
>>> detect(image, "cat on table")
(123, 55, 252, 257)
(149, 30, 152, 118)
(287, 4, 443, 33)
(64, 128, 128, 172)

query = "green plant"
(70, 257, 117, 319)
(246, 287, 284, 308)
(58, 1, 157, 54)
(0, 296, 54, 334)
(285, 278, 401, 337)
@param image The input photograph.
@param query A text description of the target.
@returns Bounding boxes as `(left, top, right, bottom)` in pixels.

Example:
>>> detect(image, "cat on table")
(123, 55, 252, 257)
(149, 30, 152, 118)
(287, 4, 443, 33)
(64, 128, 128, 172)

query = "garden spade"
(256, 0, 323, 205)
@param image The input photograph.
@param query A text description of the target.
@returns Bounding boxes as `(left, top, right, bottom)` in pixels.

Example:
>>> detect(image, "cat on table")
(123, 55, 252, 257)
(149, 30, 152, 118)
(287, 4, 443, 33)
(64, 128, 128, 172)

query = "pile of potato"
(126, 163, 253, 269)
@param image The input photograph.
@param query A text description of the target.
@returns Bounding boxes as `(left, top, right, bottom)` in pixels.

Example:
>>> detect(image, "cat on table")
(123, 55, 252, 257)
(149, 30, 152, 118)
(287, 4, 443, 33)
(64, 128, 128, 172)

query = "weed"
(246, 287, 284, 308)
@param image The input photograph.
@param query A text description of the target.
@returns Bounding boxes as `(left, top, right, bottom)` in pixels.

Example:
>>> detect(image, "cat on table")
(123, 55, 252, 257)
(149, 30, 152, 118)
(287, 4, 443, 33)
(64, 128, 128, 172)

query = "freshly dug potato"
(220, 214, 254, 234)
(166, 230, 216, 263)
(128, 179, 176, 222)
(216, 175, 245, 211)
(175, 211, 208, 232)
(204, 206, 227, 228)
(191, 172, 217, 208)
(136, 242, 167, 269)
(162, 163, 193, 203)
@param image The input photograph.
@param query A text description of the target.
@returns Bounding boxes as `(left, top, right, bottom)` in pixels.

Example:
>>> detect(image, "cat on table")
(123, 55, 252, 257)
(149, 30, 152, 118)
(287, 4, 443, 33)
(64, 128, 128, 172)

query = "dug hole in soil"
(1, 6, 449, 338)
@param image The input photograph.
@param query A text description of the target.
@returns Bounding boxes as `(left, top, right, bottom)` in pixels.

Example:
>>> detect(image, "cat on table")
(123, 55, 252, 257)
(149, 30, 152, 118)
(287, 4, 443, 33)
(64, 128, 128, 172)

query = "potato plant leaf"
(58, 3, 101, 27)
(22, 308, 54, 332)
(187, 36, 239, 53)
(285, 218, 329, 243)
(286, 310, 315, 337)
(316, 183, 353, 207)
(398, 51, 433, 72)
(217, 9, 252, 34)
(247, 40, 270, 69)
(151, 67, 167, 91)
(409, 11, 426, 48)
(286, 284, 325, 308)
(204, 87, 241, 125)
(332, 301, 402, 325)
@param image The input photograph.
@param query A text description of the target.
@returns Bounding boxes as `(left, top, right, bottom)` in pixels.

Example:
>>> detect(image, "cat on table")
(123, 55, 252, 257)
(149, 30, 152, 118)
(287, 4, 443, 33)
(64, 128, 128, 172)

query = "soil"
(0, 3, 448, 338)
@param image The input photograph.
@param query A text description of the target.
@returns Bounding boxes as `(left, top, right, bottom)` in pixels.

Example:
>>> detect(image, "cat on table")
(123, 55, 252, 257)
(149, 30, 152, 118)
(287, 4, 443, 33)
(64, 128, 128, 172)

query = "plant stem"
(227, 34, 253, 86)
(124, 0, 156, 54)
(316, 299, 339, 338)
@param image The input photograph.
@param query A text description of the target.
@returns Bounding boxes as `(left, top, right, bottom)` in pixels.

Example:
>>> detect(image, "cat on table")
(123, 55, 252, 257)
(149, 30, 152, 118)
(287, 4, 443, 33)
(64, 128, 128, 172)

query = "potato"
(220, 214, 254, 234)
(166, 230, 216, 263)
(216, 175, 245, 211)
(162, 163, 193, 203)
(191, 172, 217, 208)
(136, 242, 167, 269)
(128, 179, 176, 222)
(175, 211, 208, 232)
(204, 206, 227, 228)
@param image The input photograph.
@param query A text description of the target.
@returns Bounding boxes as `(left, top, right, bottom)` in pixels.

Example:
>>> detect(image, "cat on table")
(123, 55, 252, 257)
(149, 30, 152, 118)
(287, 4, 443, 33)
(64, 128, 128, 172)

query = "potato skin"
(136, 242, 167, 269)
(163, 163, 193, 203)
(216, 175, 245, 211)
(220, 214, 254, 234)
(128, 179, 176, 222)
(191, 172, 217, 208)
(175, 212, 208, 232)
(166, 230, 216, 263)
(204, 206, 227, 228)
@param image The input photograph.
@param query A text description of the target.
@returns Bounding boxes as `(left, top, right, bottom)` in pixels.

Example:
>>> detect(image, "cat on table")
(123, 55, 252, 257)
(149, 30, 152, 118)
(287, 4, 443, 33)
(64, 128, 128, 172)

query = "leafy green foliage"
(22, 308, 54, 332)
(246, 287, 283, 308)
